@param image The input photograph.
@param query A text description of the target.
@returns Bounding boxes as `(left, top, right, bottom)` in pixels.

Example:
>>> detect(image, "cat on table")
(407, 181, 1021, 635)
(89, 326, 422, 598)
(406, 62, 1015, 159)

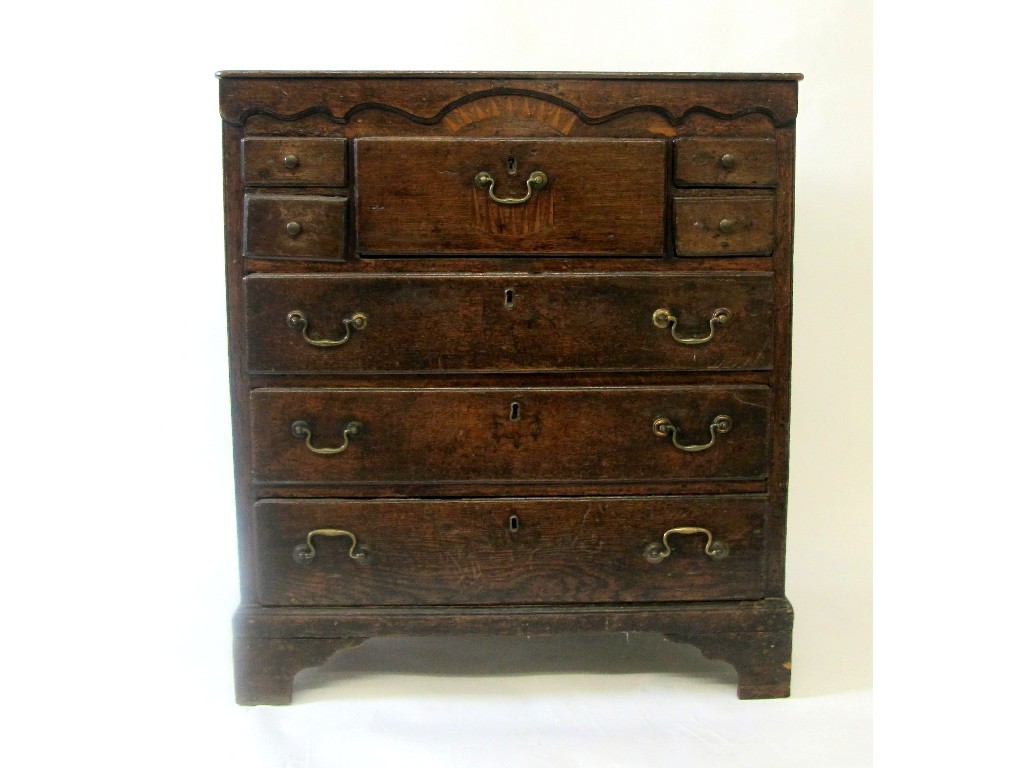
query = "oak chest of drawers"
(219, 71, 800, 704)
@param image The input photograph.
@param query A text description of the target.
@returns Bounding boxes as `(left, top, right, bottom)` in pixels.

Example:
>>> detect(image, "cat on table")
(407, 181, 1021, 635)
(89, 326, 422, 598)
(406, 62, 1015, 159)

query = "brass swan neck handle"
(653, 415, 732, 453)
(291, 420, 362, 455)
(292, 528, 369, 564)
(474, 170, 548, 205)
(287, 310, 367, 348)
(644, 526, 729, 563)
(652, 307, 731, 345)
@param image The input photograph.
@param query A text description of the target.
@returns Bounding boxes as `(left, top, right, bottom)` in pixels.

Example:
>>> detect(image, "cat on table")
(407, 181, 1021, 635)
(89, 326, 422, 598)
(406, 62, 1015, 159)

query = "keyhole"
(504, 288, 515, 308)
(508, 514, 520, 532)
(509, 401, 521, 421)
(507, 155, 518, 175)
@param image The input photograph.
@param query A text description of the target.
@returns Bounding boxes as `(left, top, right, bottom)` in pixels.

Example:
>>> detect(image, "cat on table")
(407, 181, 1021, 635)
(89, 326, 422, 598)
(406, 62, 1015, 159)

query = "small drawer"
(674, 195, 775, 257)
(250, 385, 770, 486)
(354, 137, 666, 256)
(244, 194, 347, 261)
(244, 273, 774, 374)
(674, 138, 778, 188)
(242, 138, 347, 186)
(253, 496, 768, 606)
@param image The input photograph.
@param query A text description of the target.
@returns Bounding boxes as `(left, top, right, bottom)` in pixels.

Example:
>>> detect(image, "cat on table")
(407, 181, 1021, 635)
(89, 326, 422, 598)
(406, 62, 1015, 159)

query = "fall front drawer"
(354, 137, 666, 256)
(254, 496, 768, 606)
(245, 273, 774, 374)
(250, 386, 770, 485)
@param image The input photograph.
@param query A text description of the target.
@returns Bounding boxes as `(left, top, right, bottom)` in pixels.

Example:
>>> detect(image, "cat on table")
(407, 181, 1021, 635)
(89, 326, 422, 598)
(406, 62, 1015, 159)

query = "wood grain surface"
(221, 72, 799, 702)
(253, 496, 767, 606)
(673, 194, 776, 256)
(249, 385, 771, 485)
(355, 138, 665, 256)
(244, 193, 347, 260)
(244, 272, 773, 374)
(674, 137, 778, 188)
(242, 137, 347, 186)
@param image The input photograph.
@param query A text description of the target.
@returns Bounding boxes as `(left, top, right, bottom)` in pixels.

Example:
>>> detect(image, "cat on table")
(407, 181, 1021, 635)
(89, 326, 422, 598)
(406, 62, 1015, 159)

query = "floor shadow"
(294, 632, 739, 700)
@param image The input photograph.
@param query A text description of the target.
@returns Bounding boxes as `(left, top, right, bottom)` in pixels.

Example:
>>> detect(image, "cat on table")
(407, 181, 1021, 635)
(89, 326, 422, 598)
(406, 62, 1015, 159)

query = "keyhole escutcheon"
(508, 514, 520, 533)
(504, 288, 515, 308)
(509, 401, 521, 421)
(507, 155, 518, 175)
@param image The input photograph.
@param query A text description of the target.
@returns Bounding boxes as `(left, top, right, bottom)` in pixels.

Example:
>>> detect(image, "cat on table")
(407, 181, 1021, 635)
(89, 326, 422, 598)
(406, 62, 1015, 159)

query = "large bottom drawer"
(253, 496, 767, 606)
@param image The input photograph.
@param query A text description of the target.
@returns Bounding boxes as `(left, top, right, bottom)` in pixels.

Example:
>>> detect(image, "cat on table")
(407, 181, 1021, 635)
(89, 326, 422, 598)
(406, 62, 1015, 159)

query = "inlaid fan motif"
(442, 95, 580, 136)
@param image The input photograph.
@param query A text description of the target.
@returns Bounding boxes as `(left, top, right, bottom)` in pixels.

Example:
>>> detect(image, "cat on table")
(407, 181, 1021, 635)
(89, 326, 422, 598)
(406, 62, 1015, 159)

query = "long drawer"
(250, 386, 770, 485)
(253, 496, 768, 606)
(245, 273, 774, 374)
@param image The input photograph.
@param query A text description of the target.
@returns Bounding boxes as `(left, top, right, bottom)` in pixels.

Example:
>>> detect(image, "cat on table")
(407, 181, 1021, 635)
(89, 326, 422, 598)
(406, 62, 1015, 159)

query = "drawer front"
(250, 386, 770, 485)
(242, 138, 348, 186)
(244, 194, 347, 261)
(674, 138, 778, 188)
(245, 273, 774, 374)
(674, 195, 775, 256)
(254, 496, 768, 606)
(354, 138, 666, 256)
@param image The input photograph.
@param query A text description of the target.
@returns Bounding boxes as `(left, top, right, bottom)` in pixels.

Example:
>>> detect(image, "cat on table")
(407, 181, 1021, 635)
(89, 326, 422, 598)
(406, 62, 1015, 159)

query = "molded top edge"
(216, 70, 804, 81)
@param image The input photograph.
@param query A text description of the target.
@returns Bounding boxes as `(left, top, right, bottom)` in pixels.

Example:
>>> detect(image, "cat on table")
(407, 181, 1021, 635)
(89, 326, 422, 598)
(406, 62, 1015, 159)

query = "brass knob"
(718, 218, 736, 234)
(285, 221, 302, 237)
(283, 154, 299, 169)
(720, 153, 736, 169)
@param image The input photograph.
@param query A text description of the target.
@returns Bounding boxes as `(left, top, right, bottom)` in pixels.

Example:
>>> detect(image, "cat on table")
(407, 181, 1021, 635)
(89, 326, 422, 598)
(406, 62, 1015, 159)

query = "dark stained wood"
(221, 72, 798, 703)
(674, 138, 778, 188)
(245, 273, 773, 374)
(231, 599, 793, 703)
(243, 193, 348, 264)
(234, 598, 794, 639)
(673, 194, 775, 256)
(218, 75, 800, 129)
(248, 370, 773, 389)
(253, 496, 767, 606)
(242, 255, 776, 274)
(355, 138, 665, 256)
(244, 105, 778, 142)
(669, 630, 792, 698)
(252, 480, 768, 500)
(765, 126, 797, 596)
(222, 121, 261, 606)
(250, 386, 771, 485)
(218, 71, 805, 80)
(244, 194, 347, 261)
(234, 636, 366, 705)
(242, 137, 347, 186)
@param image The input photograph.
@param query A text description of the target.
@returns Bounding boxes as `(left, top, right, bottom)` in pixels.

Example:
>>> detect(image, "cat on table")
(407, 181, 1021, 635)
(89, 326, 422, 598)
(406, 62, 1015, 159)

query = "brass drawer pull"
(644, 526, 729, 563)
(652, 307, 731, 345)
(474, 170, 548, 205)
(293, 528, 369, 564)
(291, 419, 362, 454)
(653, 414, 732, 452)
(287, 310, 367, 348)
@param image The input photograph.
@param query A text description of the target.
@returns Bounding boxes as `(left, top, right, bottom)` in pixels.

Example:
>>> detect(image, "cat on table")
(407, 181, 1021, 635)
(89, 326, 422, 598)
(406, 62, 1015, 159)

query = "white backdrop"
(3, 2, 873, 766)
